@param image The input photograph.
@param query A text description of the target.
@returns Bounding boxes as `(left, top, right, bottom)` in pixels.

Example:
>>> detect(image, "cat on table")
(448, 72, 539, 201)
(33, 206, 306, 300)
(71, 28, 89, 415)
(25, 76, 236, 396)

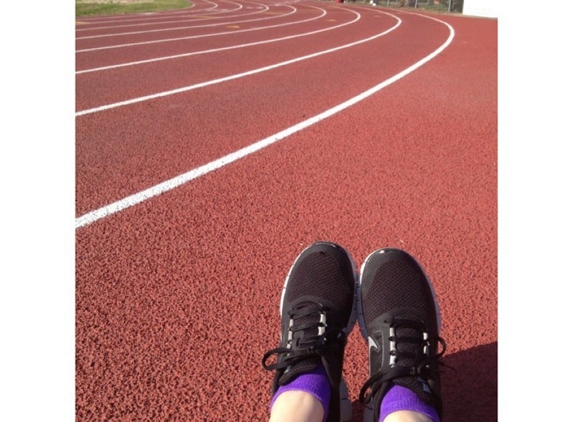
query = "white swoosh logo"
(368, 336, 380, 353)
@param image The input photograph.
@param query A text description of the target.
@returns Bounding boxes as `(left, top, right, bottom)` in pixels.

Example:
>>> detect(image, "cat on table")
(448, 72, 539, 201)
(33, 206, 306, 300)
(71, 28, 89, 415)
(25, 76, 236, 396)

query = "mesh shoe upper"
(262, 242, 357, 422)
(358, 248, 446, 421)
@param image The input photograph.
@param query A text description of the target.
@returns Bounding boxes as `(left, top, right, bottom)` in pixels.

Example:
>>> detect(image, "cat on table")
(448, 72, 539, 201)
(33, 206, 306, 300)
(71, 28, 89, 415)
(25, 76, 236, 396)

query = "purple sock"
(270, 362, 331, 421)
(379, 385, 440, 422)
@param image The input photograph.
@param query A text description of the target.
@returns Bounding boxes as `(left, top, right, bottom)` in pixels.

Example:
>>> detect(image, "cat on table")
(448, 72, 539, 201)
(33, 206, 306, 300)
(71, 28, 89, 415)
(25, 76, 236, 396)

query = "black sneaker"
(357, 248, 446, 421)
(262, 241, 357, 422)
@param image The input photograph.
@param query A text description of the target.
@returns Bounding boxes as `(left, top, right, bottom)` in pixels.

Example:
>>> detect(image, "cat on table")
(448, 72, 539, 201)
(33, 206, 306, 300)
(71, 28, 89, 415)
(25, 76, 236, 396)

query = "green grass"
(76, 0, 191, 17)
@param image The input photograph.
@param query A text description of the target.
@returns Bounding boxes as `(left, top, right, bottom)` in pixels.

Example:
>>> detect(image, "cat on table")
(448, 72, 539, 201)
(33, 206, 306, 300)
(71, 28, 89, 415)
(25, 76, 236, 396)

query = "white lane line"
(76, 8, 260, 34)
(76, 9, 382, 116)
(76, 3, 289, 40)
(76, 4, 317, 53)
(75, 14, 455, 229)
(75, 1, 249, 32)
(76, 3, 223, 29)
(76, 7, 336, 74)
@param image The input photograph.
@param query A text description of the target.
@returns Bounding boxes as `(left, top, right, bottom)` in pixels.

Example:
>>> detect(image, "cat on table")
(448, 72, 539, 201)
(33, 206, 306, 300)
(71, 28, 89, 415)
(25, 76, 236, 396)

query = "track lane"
(75, 6, 295, 44)
(75, 4, 324, 68)
(75, 0, 221, 29)
(76, 10, 450, 216)
(75, 3, 278, 50)
(75, 9, 369, 108)
(74, 0, 281, 32)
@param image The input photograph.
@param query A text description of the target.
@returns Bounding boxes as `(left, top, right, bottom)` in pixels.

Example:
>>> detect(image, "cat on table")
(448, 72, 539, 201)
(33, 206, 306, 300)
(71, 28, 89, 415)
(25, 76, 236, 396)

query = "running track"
(75, 1, 497, 420)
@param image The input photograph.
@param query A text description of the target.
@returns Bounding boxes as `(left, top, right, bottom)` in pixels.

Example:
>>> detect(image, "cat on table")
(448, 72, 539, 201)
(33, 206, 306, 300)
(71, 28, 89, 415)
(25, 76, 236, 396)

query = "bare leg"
(269, 390, 325, 422)
(383, 410, 433, 422)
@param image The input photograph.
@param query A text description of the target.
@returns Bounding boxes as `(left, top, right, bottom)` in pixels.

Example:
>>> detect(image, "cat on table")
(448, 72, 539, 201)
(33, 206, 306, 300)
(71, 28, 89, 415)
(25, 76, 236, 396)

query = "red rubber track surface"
(76, 1, 497, 420)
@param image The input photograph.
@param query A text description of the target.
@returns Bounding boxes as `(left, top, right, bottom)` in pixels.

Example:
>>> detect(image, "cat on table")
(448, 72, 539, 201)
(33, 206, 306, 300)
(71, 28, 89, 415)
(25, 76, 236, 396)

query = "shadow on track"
(350, 342, 497, 422)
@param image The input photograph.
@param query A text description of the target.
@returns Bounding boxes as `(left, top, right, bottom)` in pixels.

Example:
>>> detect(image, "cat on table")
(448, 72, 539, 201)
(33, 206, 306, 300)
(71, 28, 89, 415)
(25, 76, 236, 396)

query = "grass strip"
(76, 0, 191, 17)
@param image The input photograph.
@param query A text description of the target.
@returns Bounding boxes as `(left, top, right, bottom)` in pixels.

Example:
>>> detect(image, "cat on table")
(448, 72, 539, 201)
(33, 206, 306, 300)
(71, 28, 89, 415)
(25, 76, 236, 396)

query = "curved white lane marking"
(76, 3, 292, 40)
(75, 13, 455, 229)
(76, 6, 347, 74)
(76, 5, 268, 35)
(76, 9, 387, 115)
(76, 4, 322, 52)
(76, 0, 237, 30)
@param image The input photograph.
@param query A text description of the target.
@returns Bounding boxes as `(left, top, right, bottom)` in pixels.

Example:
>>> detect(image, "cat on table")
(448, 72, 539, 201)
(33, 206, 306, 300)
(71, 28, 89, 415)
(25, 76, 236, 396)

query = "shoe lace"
(359, 316, 448, 404)
(262, 303, 345, 372)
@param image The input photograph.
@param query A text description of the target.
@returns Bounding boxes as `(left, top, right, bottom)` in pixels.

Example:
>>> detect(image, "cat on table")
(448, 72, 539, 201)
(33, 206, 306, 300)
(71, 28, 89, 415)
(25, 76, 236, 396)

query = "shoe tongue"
(391, 316, 435, 404)
(394, 324, 423, 367)
(291, 301, 325, 348)
(278, 302, 324, 385)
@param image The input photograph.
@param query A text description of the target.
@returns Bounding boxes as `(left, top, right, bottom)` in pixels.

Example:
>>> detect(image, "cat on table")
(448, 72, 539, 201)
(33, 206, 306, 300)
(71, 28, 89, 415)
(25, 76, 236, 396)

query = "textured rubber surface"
(76, 2, 497, 420)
